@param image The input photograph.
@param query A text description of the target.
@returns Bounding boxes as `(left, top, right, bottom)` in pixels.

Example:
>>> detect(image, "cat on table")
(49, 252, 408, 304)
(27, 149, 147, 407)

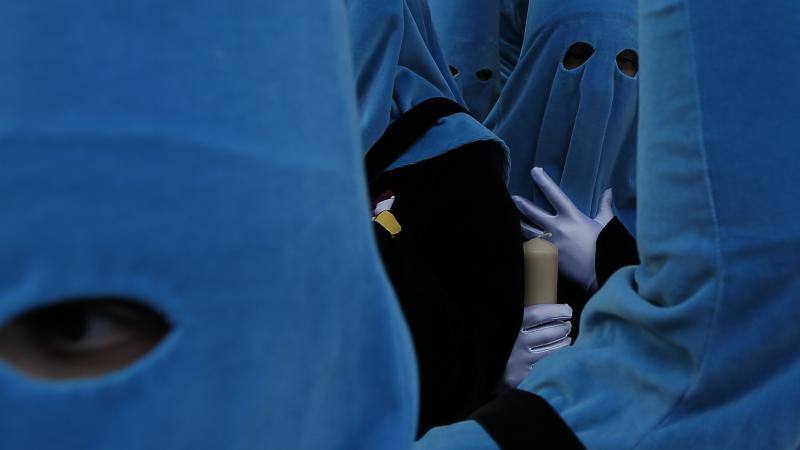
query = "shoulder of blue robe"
(0, 1, 418, 449)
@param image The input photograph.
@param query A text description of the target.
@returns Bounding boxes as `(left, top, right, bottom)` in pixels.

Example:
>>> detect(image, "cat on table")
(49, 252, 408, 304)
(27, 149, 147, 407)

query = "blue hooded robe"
(486, 0, 639, 235)
(0, 1, 418, 449)
(347, 0, 508, 174)
(419, 0, 800, 448)
(427, 0, 503, 121)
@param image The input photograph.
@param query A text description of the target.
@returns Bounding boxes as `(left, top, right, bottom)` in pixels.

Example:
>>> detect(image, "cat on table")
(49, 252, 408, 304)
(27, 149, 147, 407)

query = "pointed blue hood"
(347, 0, 507, 174)
(0, 1, 418, 449)
(428, 0, 502, 121)
(487, 0, 638, 233)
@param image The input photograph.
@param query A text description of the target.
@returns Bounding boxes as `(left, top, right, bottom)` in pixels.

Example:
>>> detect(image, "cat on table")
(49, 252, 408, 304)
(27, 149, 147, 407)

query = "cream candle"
(522, 235, 558, 306)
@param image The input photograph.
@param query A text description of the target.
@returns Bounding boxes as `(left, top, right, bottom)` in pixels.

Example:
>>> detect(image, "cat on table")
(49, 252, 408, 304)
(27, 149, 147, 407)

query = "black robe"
(367, 98, 524, 437)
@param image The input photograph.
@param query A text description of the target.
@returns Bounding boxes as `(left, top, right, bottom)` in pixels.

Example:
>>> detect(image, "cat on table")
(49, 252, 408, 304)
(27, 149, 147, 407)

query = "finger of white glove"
(593, 188, 615, 226)
(520, 320, 572, 348)
(512, 195, 555, 229)
(521, 303, 573, 328)
(520, 221, 544, 240)
(503, 332, 571, 388)
(529, 337, 572, 356)
(527, 338, 572, 368)
(530, 167, 577, 216)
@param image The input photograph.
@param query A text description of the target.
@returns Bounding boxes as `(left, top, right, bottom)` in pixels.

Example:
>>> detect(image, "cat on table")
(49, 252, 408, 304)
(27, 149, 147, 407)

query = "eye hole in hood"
(563, 42, 595, 70)
(0, 297, 171, 381)
(449, 64, 460, 78)
(475, 68, 494, 82)
(616, 49, 639, 77)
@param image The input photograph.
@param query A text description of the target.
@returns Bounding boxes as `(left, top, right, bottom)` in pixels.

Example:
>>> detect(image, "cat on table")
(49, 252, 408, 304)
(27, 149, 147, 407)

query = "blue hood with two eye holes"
(427, 0, 503, 121)
(486, 0, 639, 234)
(347, 0, 508, 174)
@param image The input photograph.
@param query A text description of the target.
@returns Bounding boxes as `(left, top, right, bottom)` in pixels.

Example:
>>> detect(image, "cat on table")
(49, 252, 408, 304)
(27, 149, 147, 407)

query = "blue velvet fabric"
(0, 1, 418, 449)
(347, 0, 507, 173)
(486, 0, 639, 234)
(418, 0, 800, 447)
(428, 0, 502, 121)
(523, 0, 800, 448)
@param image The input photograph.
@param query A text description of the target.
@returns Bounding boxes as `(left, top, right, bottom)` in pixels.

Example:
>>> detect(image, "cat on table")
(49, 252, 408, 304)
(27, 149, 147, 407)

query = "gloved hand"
(502, 303, 572, 388)
(513, 167, 614, 293)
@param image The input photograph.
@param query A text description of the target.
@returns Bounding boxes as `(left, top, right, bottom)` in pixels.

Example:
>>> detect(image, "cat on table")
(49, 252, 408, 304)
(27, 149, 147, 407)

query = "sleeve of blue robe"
(417, 0, 800, 448)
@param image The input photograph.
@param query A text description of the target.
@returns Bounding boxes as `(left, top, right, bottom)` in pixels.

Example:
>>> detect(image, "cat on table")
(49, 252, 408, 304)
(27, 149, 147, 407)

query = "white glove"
(502, 303, 572, 388)
(513, 167, 614, 292)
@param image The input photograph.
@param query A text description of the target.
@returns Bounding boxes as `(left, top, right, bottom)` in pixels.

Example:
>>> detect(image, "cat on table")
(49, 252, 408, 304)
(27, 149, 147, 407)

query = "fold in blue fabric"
(347, 0, 508, 175)
(0, 1, 418, 449)
(486, 0, 639, 234)
(428, 0, 502, 121)
(498, 0, 528, 85)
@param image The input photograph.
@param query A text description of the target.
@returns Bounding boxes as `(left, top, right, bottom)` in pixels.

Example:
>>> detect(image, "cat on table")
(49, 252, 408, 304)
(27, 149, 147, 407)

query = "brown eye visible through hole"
(0, 297, 170, 380)
(449, 65, 460, 77)
(563, 42, 595, 70)
(475, 68, 493, 82)
(616, 49, 639, 77)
